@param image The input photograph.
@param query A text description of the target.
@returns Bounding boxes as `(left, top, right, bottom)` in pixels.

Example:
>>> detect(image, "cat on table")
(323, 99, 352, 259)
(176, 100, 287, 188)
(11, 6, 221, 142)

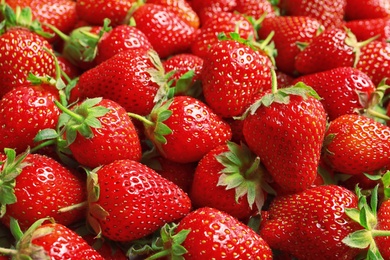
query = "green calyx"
(0, 148, 30, 218)
(215, 141, 275, 211)
(343, 185, 390, 259)
(0, 3, 52, 38)
(344, 28, 379, 68)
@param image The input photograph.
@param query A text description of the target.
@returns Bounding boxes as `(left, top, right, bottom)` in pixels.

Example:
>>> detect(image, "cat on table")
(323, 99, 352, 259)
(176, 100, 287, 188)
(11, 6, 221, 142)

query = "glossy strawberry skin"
(257, 16, 323, 76)
(190, 0, 237, 24)
(345, 17, 390, 43)
(235, 0, 277, 19)
(68, 99, 142, 168)
(345, 0, 390, 20)
(323, 114, 390, 175)
(0, 28, 56, 98)
(146, 96, 232, 163)
(132, 3, 197, 59)
(293, 67, 376, 121)
(32, 223, 104, 260)
(0, 153, 87, 231)
(0, 84, 61, 153)
(243, 93, 327, 193)
(88, 159, 192, 242)
(201, 40, 272, 118)
(175, 207, 273, 259)
(259, 185, 362, 260)
(376, 199, 390, 259)
(77, 49, 160, 116)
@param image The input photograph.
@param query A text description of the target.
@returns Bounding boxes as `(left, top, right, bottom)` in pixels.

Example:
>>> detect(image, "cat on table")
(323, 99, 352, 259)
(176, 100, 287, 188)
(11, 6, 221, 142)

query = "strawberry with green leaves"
(242, 72, 327, 193)
(86, 159, 192, 242)
(322, 114, 390, 175)
(0, 149, 86, 231)
(190, 141, 274, 220)
(260, 185, 362, 260)
(130, 95, 232, 163)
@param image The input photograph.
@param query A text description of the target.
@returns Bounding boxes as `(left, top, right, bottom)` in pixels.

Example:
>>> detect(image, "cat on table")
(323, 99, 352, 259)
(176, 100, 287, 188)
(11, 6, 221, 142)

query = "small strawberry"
(257, 15, 324, 76)
(190, 141, 274, 220)
(130, 3, 197, 58)
(0, 149, 87, 231)
(345, 17, 390, 43)
(130, 95, 232, 163)
(86, 159, 192, 242)
(345, 0, 390, 20)
(322, 114, 390, 175)
(259, 185, 362, 260)
(293, 66, 376, 121)
(242, 76, 327, 193)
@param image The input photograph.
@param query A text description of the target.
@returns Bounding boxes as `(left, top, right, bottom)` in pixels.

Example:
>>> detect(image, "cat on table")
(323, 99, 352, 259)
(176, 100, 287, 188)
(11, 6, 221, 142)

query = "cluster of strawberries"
(0, 0, 390, 259)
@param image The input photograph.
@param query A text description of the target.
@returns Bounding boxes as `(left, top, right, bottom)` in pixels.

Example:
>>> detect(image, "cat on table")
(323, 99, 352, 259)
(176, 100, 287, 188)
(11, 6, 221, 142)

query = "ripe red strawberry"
(260, 185, 362, 260)
(281, 0, 347, 29)
(6, 0, 78, 43)
(131, 3, 197, 58)
(322, 114, 390, 175)
(86, 159, 192, 242)
(131, 95, 232, 163)
(0, 5, 56, 97)
(0, 83, 61, 153)
(356, 40, 390, 86)
(294, 27, 374, 75)
(146, 0, 200, 28)
(375, 199, 390, 258)
(76, 0, 136, 26)
(0, 149, 87, 231)
(234, 0, 277, 19)
(257, 16, 323, 76)
(190, 11, 256, 59)
(77, 49, 165, 116)
(242, 81, 327, 193)
(190, 141, 273, 220)
(190, 0, 237, 24)
(174, 207, 273, 259)
(201, 34, 273, 118)
(5, 218, 104, 259)
(293, 67, 376, 121)
(345, 0, 390, 20)
(345, 17, 390, 43)
(53, 98, 142, 168)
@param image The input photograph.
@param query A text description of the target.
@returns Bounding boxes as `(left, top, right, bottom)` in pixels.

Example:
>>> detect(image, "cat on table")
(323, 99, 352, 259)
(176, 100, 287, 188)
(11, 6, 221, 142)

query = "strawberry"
(322, 114, 390, 175)
(345, 0, 390, 20)
(1, 218, 104, 259)
(190, 11, 256, 59)
(51, 98, 142, 168)
(257, 15, 324, 76)
(0, 4, 56, 97)
(294, 27, 375, 75)
(86, 159, 192, 242)
(190, 141, 273, 220)
(0, 149, 86, 231)
(356, 40, 390, 86)
(234, 0, 278, 19)
(293, 66, 376, 121)
(130, 95, 232, 163)
(77, 49, 165, 116)
(345, 17, 390, 43)
(6, 0, 78, 44)
(130, 3, 197, 59)
(174, 207, 273, 259)
(242, 79, 327, 193)
(280, 0, 347, 29)
(201, 33, 273, 118)
(259, 185, 362, 260)
(375, 198, 390, 258)
(190, 0, 237, 24)
(76, 0, 136, 26)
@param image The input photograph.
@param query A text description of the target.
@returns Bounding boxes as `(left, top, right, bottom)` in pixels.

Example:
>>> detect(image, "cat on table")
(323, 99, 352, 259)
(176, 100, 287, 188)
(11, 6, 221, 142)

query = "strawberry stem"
(271, 68, 278, 94)
(54, 100, 84, 123)
(127, 112, 155, 126)
(57, 201, 88, 213)
(371, 230, 390, 237)
(0, 247, 17, 255)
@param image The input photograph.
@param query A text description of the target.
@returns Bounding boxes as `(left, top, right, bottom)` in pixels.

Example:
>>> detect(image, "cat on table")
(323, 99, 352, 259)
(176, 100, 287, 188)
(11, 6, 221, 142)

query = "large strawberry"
(242, 78, 327, 193)
(130, 95, 232, 163)
(0, 149, 86, 231)
(293, 67, 376, 121)
(201, 33, 273, 118)
(86, 159, 192, 242)
(190, 141, 273, 220)
(322, 114, 390, 175)
(257, 15, 323, 76)
(259, 185, 362, 260)
(130, 3, 197, 59)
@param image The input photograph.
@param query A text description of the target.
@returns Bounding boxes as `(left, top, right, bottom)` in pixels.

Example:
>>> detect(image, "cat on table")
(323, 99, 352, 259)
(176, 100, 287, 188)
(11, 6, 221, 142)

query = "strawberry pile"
(0, 0, 390, 259)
